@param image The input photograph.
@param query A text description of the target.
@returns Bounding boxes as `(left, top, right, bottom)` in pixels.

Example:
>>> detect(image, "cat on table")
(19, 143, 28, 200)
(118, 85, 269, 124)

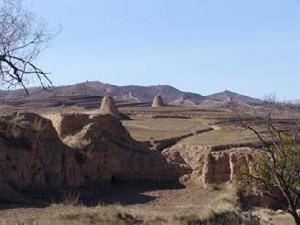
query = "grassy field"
(180, 125, 259, 146)
(122, 118, 210, 141)
(122, 115, 262, 149)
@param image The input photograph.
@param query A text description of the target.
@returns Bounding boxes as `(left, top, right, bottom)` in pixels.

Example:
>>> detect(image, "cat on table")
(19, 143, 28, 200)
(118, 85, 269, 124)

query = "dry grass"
(252, 208, 296, 225)
(122, 118, 209, 141)
(62, 193, 81, 207)
(0, 204, 258, 225)
(180, 125, 259, 146)
(0, 184, 260, 225)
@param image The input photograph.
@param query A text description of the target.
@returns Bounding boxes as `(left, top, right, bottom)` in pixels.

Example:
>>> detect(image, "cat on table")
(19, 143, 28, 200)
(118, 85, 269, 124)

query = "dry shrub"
(62, 193, 81, 207)
(174, 211, 259, 225)
(0, 203, 260, 225)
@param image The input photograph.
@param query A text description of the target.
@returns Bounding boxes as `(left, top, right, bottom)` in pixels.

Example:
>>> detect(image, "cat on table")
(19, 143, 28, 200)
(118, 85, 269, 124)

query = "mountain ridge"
(0, 81, 262, 105)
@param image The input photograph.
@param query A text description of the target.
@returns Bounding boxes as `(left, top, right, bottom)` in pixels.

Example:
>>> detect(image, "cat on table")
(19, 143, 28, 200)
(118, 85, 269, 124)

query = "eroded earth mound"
(0, 112, 191, 202)
(152, 95, 164, 107)
(99, 96, 120, 116)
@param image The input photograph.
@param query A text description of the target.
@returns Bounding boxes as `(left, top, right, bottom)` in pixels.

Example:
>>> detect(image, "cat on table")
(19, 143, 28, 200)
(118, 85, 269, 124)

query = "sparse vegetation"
(122, 118, 209, 141)
(1, 202, 259, 225)
(0, 101, 298, 225)
(0, 183, 263, 225)
(243, 117, 300, 225)
(62, 193, 81, 207)
(0, 0, 298, 225)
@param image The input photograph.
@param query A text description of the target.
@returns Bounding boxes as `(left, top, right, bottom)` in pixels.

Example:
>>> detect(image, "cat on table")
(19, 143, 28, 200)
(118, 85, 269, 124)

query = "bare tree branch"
(0, 0, 57, 94)
(245, 116, 300, 225)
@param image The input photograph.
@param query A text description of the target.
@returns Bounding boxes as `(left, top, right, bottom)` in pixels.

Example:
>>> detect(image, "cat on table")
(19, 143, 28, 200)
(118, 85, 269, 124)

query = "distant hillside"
(206, 90, 262, 104)
(291, 100, 300, 105)
(0, 81, 261, 105)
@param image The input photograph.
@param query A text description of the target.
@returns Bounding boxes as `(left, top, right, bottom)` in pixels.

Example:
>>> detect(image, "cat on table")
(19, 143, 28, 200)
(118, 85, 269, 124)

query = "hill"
(206, 90, 262, 104)
(0, 81, 262, 106)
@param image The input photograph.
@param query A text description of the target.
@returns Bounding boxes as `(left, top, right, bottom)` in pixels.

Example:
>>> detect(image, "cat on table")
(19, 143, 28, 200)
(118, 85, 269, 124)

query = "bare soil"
(0, 103, 297, 225)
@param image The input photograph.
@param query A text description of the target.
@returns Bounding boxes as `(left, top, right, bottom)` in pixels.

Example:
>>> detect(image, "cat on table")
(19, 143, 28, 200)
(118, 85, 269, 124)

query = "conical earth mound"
(152, 95, 164, 107)
(99, 95, 120, 116)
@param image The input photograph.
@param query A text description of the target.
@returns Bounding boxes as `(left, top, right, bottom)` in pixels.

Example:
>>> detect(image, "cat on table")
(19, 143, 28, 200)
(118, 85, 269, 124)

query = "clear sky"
(24, 0, 300, 100)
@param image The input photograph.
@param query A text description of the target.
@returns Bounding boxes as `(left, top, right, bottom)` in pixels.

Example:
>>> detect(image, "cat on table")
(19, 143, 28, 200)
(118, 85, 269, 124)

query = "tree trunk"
(291, 211, 300, 225)
(294, 216, 300, 225)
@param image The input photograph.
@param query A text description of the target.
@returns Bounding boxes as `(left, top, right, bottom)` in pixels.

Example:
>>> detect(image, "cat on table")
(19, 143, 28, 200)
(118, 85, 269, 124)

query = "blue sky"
(24, 0, 300, 99)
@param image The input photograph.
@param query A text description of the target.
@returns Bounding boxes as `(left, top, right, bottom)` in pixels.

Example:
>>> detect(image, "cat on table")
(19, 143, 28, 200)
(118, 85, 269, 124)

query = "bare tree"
(243, 116, 300, 225)
(263, 93, 277, 105)
(0, 0, 56, 94)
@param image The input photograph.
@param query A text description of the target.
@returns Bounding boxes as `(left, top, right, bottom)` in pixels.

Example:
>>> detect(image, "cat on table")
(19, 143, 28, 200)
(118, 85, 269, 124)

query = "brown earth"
(0, 111, 190, 204)
(152, 95, 164, 107)
(99, 95, 120, 116)
(0, 101, 298, 224)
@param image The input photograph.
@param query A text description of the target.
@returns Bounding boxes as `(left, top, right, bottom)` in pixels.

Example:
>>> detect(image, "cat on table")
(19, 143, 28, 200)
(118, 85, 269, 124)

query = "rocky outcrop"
(200, 149, 256, 185)
(165, 145, 283, 208)
(199, 150, 285, 208)
(46, 113, 90, 138)
(59, 113, 191, 182)
(0, 112, 81, 193)
(162, 150, 193, 178)
(152, 96, 164, 107)
(0, 112, 190, 201)
(165, 145, 258, 186)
